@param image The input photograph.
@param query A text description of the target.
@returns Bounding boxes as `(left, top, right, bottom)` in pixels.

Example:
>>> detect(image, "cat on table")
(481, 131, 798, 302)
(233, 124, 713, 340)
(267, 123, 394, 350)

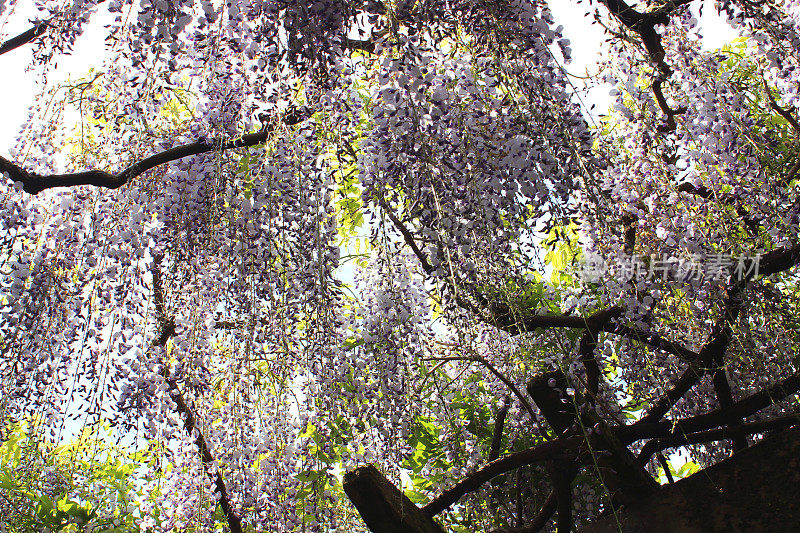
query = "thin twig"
(424, 354, 538, 423)
(763, 78, 800, 134)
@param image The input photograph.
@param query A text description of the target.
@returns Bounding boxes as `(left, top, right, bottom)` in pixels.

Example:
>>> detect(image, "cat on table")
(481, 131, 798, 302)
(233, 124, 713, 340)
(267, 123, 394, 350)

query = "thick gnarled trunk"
(579, 427, 800, 533)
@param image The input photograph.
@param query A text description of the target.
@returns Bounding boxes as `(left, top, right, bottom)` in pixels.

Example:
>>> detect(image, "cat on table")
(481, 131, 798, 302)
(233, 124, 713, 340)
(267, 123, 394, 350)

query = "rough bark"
(578, 427, 800, 533)
(527, 371, 658, 508)
(343, 465, 445, 533)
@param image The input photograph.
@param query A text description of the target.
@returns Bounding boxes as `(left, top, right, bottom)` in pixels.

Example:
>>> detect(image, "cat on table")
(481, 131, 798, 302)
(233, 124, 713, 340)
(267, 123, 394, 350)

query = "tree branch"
(3, 111, 308, 195)
(422, 437, 582, 517)
(656, 452, 674, 483)
(150, 258, 243, 533)
(489, 396, 511, 462)
(637, 363, 704, 426)
(527, 371, 580, 437)
(0, 20, 50, 56)
(619, 371, 800, 444)
(165, 377, 243, 533)
(548, 456, 575, 533)
(605, 322, 700, 362)
(711, 366, 748, 451)
(638, 285, 743, 425)
(676, 182, 762, 236)
(579, 331, 601, 400)
(652, 78, 687, 132)
(600, 0, 694, 129)
(381, 200, 433, 273)
(637, 412, 800, 464)
(784, 156, 800, 186)
(527, 370, 658, 507)
(490, 491, 558, 533)
(384, 203, 701, 389)
(764, 78, 800, 134)
(483, 303, 701, 366)
(621, 213, 637, 255)
(757, 242, 800, 277)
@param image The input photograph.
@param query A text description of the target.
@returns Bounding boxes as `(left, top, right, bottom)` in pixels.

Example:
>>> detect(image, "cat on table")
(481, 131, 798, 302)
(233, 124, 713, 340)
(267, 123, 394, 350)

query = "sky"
(0, 1, 736, 161)
(0, 3, 116, 152)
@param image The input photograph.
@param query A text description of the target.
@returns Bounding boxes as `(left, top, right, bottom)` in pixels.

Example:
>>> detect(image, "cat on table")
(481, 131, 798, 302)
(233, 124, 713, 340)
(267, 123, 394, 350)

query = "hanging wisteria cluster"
(1, 0, 800, 531)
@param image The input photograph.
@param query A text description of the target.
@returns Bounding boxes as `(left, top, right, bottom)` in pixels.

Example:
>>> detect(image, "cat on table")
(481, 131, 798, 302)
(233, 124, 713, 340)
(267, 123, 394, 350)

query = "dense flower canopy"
(1, 0, 799, 531)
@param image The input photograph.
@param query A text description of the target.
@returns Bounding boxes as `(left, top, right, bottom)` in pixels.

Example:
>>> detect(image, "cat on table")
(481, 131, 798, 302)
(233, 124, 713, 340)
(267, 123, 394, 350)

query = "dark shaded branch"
(489, 396, 511, 462)
(165, 379, 243, 533)
(637, 412, 800, 464)
(422, 437, 582, 517)
(676, 182, 762, 236)
(529, 491, 558, 533)
(425, 354, 538, 423)
(467, 292, 702, 367)
(491, 309, 604, 333)
(683, 372, 800, 433)
(764, 78, 800, 134)
(4, 111, 308, 195)
(711, 366, 748, 451)
(0, 20, 49, 56)
(380, 204, 632, 338)
(482, 303, 621, 336)
(527, 371, 580, 437)
(343, 465, 445, 533)
(528, 370, 658, 507)
(555, 484, 572, 533)
(381, 201, 433, 273)
(601, 0, 653, 32)
(784, 156, 800, 187)
(555, 488, 571, 533)
(484, 303, 700, 369)
(619, 371, 800, 444)
(605, 323, 699, 362)
(621, 214, 637, 255)
(150, 257, 175, 346)
(342, 36, 376, 53)
(548, 457, 575, 533)
(676, 182, 718, 199)
(638, 286, 743, 425)
(638, 363, 704, 426)
(652, 78, 686, 132)
(601, 0, 695, 73)
(491, 491, 558, 533)
(379, 204, 717, 370)
(757, 242, 800, 277)
(600, 0, 695, 129)
(656, 453, 674, 484)
(574, 308, 623, 404)
(579, 331, 601, 400)
(0, 0, 113, 57)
